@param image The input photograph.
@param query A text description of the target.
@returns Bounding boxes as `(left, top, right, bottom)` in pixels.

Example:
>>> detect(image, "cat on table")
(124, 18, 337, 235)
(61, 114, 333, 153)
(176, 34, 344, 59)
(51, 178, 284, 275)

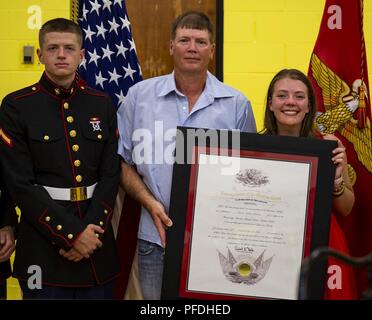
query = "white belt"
(41, 183, 97, 202)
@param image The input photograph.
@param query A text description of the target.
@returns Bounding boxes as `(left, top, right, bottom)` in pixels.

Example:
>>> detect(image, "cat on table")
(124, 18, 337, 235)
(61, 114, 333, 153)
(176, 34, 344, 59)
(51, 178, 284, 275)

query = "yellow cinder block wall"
(0, 0, 371, 299)
(224, 0, 372, 130)
(0, 0, 69, 101)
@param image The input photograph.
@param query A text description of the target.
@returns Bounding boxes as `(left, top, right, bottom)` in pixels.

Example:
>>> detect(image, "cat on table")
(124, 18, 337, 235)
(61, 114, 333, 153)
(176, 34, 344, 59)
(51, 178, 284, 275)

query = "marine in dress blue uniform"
(0, 18, 120, 299)
(0, 72, 120, 288)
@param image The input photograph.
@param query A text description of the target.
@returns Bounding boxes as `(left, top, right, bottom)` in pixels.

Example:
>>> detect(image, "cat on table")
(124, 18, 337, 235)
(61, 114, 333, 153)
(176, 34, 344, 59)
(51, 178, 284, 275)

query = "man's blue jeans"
(137, 239, 165, 300)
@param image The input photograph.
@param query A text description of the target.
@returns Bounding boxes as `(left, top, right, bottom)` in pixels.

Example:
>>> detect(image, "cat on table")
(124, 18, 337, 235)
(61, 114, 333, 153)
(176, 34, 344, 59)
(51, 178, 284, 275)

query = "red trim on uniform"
(39, 86, 60, 101)
(42, 72, 78, 97)
(0, 128, 13, 147)
(13, 85, 40, 100)
(100, 201, 113, 232)
(88, 201, 114, 284)
(60, 100, 84, 219)
(38, 83, 78, 101)
(60, 100, 78, 187)
(75, 200, 84, 220)
(95, 272, 121, 286)
(89, 257, 100, 284)
(83, 89, 107, 98)
(38, 207, 72, 247)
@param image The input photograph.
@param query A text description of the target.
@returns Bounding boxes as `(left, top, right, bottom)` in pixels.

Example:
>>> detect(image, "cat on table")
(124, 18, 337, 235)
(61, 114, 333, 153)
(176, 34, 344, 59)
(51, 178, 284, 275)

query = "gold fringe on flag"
(71, 0, 79, 23)
(357, 0, 367, 129)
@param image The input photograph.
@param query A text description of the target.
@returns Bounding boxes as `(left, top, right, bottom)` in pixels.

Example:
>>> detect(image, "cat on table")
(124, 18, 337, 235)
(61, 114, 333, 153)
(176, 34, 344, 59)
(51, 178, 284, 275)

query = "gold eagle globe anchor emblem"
(310, 53, 372, 177)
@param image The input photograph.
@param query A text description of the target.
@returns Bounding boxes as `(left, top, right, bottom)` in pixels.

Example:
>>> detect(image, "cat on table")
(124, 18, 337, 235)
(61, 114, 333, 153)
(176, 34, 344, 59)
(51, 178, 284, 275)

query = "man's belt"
(42, 183, 97, 202)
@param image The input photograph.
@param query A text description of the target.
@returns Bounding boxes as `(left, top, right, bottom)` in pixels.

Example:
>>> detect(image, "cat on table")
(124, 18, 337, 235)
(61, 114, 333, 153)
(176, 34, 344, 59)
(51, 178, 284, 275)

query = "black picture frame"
(162, 126, 337, 300)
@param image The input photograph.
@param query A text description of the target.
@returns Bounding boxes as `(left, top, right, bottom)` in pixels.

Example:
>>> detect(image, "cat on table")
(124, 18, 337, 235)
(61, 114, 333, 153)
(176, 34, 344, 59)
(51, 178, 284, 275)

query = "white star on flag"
(102, 0, 113, 12)
(123, 63, 136, 81)
(113, 0, 123, 8)
(81, 3, 89, 21)
(108, 17, 120, 35)
(89, 0, 101, 15)
(120, 15, 131, 32)
(88, 48, 101, 67)
(115, 41, 128, 58)
(80, 56, 87, 70)
(95, 71, 108, 89)
(101, 44, 115, 62)
(96, 22, 107, 40)
(83, 25, 95, 43)
(108, 67, 122, 86)
(128, 38, 136, 52)
(115, 90, 126, 107)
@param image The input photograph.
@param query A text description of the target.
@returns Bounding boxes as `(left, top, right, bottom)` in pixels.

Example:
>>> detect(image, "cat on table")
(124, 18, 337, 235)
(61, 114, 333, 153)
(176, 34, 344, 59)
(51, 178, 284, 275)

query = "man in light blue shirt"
(117, 11, 256, 300)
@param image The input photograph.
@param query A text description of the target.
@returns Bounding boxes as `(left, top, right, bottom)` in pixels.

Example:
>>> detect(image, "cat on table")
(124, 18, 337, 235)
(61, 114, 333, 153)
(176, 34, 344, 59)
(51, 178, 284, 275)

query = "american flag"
(78, 0, 142, 108)
(77, 0, 143, 298)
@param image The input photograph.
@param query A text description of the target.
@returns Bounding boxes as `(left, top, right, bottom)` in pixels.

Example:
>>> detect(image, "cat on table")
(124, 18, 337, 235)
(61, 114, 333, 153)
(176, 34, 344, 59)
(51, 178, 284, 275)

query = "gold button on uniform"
(67, 234, 74, 240)
(43, 135, 50, 141)
(66, 116, 74, 123)
(97, 134, 102, 140)
(32, 86, 37, 91)
(69, 130, 77, 138)
(99, 221, 104, 226)
(80, 86, 85, 90)
(45, 216, 51, 222)
(104, 209, 108, 215)
(72, 144, 79, 152)
(95, 233, 100, 238)
(75, 175, 82, 183)
(63, 102, 69, 109)
(74, 160, 81, 167)
(56, 225, 62, 230)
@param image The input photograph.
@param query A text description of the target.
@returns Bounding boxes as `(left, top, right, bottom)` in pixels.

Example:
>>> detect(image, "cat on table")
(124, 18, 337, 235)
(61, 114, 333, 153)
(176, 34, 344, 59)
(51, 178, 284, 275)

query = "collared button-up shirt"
(117, 71, 256, 246)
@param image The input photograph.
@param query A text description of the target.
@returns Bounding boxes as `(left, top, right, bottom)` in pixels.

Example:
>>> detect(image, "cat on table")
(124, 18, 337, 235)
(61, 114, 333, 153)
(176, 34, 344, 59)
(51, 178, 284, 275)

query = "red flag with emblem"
(308, 0, 372, 298)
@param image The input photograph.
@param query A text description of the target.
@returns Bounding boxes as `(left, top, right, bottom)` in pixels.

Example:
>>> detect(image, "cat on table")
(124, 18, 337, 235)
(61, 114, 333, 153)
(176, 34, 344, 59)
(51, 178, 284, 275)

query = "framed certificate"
(162, 127, 337, 300)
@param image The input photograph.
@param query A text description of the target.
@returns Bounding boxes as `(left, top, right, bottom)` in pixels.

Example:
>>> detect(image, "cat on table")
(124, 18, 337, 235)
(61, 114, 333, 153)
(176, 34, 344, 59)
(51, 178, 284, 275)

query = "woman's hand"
(323, 134, 346, 180)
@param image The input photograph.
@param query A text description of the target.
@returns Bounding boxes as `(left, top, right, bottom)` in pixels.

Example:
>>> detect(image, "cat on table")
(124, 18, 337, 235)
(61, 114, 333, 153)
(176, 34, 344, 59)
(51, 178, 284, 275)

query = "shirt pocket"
(81, 121, 109, 167)
(28, 126, 65, 169)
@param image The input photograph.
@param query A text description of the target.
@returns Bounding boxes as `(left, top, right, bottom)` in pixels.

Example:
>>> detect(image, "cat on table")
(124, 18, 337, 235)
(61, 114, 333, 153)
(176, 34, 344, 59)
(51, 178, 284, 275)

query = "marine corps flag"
(308, 0, 372, 297)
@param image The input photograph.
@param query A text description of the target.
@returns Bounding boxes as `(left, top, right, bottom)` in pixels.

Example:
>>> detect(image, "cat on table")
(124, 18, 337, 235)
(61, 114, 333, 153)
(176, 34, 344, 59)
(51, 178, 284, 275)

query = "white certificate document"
(185, 153, 311, 300)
